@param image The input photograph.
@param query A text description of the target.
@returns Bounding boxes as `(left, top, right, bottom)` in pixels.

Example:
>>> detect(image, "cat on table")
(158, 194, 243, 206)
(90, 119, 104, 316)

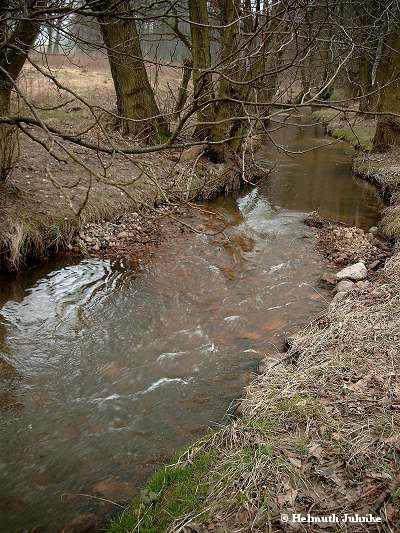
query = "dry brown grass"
(153, 254, 400, 532)
(19, 53, 182, 120)
(0, 54, 206, 271)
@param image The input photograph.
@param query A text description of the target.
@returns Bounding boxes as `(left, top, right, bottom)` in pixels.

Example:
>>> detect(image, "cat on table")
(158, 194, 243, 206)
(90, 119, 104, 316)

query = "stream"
(0, 120, 383, 532)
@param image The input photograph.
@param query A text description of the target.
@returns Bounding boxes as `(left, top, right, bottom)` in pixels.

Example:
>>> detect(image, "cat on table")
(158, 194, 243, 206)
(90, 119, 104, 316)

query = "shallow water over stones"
(0, 121, 383, 532)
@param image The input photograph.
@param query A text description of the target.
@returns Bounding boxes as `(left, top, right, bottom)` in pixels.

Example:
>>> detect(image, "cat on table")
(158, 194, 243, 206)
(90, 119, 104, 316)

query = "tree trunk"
(188, 0, 215, 139)
(372, 24, 400, 152)
(53, 22, 61, 54)
(96, 0, 169, 141)
(0, 4, 42, 181)
(47, 23, 54, 54)
(174, 58, 193, 119)
(208, 0, 242, 162)
(0, 86, 16, 181)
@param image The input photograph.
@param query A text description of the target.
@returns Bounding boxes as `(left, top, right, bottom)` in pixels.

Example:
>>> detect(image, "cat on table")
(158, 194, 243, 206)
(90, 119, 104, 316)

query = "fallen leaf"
(308, 443, 324, 461)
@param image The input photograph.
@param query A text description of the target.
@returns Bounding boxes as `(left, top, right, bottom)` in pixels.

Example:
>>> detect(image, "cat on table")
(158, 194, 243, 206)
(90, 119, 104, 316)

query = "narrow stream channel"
(0, 121, 383, 532)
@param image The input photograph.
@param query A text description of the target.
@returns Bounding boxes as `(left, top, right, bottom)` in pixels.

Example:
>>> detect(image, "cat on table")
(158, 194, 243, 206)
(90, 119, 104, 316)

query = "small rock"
(60, 513, 100, 533)
(356, 280, 370, 289)
(336, 261, 367, 281)
(330, 291, 348, 306)
(91, 479, 134, 500)
(369, 226, 379, 235)
(335, 280, 355, 293)
(304, 210, 327, 228)
(235, 401, 244, 416)
(180, 144, 206, 161)
(368, 260, 381, 270)
(117, 231, 130, 239)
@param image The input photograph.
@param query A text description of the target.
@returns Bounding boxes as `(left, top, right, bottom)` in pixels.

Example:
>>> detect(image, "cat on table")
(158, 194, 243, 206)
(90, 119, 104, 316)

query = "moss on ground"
(311, 108, 339, 123)
(108, 442, 218, 533)
(312, 109, 375, 151)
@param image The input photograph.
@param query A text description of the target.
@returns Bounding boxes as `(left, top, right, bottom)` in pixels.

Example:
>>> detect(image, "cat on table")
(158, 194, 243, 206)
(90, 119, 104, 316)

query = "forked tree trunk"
(372, 26, 400, 152)
(188, 0, 215, 139)
(96, 0, 169, 141)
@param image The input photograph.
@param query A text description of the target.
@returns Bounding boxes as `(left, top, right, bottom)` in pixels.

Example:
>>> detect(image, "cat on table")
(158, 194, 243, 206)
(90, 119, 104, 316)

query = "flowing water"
(0, 120, 383, 532)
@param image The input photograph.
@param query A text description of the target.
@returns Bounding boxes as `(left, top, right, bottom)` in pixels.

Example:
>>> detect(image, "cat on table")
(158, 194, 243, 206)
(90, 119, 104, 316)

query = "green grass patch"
(331, 127, 374, 151)
(108, 445, 218, 533)
(312, 109, 339, 123)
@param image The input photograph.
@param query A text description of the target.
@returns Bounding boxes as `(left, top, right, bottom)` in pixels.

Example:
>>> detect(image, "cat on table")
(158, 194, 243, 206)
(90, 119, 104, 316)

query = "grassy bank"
(312, 108, 375, 151)
(108, 248, 400, 532)
(106, 113, 400, 533)
(313, 108, 400, 240)
(353, 152, 400, 239)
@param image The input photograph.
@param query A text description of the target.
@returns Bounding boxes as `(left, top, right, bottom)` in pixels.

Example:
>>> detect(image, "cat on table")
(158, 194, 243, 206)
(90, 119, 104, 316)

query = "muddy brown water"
(0, 120, 383, 532)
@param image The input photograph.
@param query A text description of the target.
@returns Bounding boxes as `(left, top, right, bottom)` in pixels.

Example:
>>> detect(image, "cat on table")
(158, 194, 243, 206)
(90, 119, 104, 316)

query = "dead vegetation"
(318, 226, 389, 268)
(0, 143, 253, 271)
(353, 151, 400, 240)
(130, 252, 400, 533)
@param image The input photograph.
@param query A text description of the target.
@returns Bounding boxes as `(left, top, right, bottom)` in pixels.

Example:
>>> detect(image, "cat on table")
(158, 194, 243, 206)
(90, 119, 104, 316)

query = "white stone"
(336, 261, 368, 281)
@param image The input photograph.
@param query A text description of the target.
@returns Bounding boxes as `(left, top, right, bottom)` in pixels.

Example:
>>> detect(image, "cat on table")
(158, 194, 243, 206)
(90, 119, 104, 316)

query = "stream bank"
(1, 135, 263, 272)
(106, 124, 400, 532)
(108, 219, 400, 533)
(0, 119, 388, 532)
(107, 230, 400, 533)
(312, 107, 400, 241)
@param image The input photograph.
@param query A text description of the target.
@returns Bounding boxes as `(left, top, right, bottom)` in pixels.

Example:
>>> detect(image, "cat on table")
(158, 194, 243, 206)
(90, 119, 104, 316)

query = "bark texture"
(0, 1, 42, 180)
(207, 0, 242, 161)
(188, 0, 215, 139)
(373, 24, 400, 152)
(96, 0, 169, 141)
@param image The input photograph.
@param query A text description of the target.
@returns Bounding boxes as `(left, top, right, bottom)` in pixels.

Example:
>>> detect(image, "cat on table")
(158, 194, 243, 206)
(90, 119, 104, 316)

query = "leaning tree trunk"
(188, 0, 215, 139)
(96, 0, 169, 141)
(372, 24, 400, 152)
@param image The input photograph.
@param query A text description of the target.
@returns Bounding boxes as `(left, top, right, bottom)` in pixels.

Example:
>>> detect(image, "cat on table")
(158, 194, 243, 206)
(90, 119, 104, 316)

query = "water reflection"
(260, 119, 382, 228)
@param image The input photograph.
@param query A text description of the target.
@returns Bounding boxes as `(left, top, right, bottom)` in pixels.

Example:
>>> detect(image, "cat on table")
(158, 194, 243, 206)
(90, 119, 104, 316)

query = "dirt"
(1, 55, 261, 272)
(73, 205, 195, 269)
(305, 210, 391, 267)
